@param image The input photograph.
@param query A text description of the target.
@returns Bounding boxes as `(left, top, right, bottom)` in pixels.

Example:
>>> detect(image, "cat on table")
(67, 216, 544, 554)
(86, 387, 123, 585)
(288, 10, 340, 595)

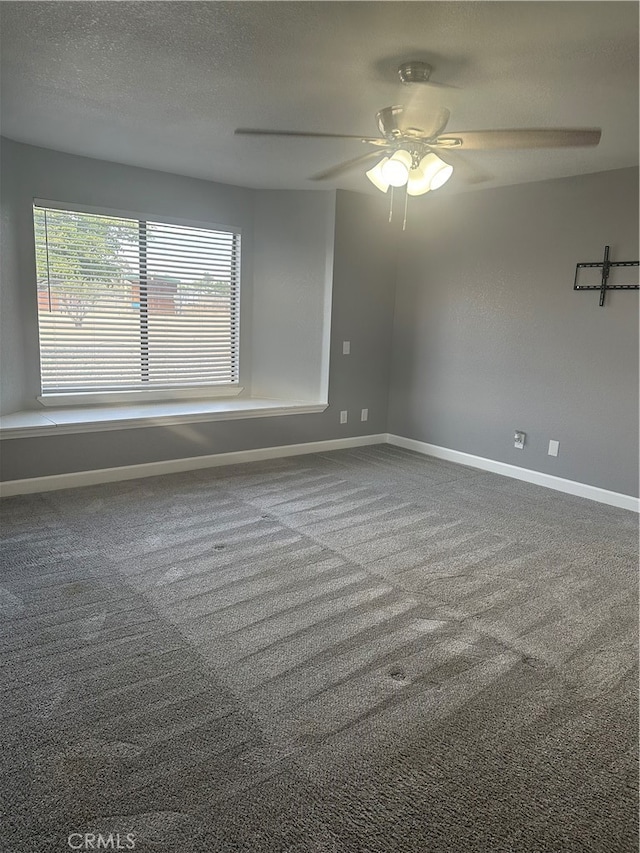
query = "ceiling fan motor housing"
(376, 105, 407, 138)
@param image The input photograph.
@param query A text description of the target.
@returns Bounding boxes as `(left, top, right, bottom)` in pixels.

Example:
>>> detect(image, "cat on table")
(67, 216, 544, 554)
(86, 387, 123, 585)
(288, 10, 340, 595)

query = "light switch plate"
(548, 439, 559, 457)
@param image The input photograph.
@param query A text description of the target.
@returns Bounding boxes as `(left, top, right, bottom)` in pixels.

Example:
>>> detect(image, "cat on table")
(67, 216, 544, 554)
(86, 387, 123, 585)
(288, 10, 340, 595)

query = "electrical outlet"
(361, 408, 368, 422)
(548, 439, 559, 457)
(340, 410, 348, 424)
(342, 341, 350, 355)
(514, 431, 526, 449)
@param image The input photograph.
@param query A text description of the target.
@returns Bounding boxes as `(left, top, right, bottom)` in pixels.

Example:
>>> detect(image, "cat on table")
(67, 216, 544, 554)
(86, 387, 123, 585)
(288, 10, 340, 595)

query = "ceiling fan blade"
(431, 128, 602, 150)
(235, 128, 388, 145)
(416, 80, 460, 91)
(309, 151, 387, 181)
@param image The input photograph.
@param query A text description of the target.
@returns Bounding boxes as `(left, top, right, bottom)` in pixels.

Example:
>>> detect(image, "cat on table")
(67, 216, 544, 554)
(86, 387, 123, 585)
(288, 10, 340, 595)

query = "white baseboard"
(0, 434, 387, 497)
(2, 431, 637, 512)
(386, 433, 639, 513)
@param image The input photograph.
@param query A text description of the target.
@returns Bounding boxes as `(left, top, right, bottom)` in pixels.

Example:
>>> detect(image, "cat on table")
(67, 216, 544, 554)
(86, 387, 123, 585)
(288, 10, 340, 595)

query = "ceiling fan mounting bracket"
(398, 61, 433, 84)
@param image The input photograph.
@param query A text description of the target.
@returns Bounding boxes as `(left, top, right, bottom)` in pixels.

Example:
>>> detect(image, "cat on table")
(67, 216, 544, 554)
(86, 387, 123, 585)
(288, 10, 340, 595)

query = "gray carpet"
(1, 444, 638, 852)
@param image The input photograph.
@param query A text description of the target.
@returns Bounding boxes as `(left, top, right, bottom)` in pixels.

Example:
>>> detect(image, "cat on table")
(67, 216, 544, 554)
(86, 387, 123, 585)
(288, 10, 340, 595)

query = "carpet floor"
(1, 444, 638, 852)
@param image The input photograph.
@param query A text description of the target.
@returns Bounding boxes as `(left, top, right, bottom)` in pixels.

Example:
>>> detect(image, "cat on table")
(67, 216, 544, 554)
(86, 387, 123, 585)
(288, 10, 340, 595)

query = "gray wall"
(252, 190, 336, 403)
(0, 139, 398, 480)
(389, 167, 639, 497)
(0, 142, 26, 414)
(2, 137, 637, 498)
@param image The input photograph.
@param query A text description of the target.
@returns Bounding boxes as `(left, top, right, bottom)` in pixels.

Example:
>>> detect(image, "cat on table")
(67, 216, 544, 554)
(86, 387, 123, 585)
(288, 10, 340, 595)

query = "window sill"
(37, 385, 243, 407)
(0, 397, 328, 439)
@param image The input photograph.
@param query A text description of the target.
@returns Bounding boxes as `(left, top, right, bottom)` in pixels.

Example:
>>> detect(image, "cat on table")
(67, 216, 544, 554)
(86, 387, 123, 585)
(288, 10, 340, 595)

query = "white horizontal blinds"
(34, 205, 240, 392)
(143, 221, 239, 386)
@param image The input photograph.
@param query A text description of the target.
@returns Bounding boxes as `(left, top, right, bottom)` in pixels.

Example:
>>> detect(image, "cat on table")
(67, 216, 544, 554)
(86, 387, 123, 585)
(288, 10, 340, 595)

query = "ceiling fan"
(235, 61, 601, 224)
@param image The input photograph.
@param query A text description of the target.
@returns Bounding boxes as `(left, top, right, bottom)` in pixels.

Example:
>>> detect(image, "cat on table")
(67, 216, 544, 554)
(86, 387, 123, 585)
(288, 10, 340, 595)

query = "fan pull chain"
(388, 186, 394, 222)
(402, 189, 408, 231)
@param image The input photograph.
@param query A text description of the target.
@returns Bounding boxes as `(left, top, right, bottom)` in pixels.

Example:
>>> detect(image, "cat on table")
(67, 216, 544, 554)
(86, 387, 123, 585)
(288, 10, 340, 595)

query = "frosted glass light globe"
(430, 161, 453, 189)
(365, 157, 390, 192)
(418, 153, 453, 190)
(380, 150, 412, 187)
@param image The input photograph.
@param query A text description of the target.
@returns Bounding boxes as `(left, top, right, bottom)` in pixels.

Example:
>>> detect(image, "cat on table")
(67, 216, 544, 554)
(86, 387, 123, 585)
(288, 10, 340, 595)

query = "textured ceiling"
(1, 1, 638, 195)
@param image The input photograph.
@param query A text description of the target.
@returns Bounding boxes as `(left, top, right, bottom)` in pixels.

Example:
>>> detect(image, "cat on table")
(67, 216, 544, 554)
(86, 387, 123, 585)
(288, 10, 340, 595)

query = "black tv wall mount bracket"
(574, 245, 639, 306)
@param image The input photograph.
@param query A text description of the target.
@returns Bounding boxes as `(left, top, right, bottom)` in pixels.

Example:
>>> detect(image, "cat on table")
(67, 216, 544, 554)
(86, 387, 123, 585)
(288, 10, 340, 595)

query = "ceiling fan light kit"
(364, 147, 454, 228)
(367, 150, 453, 198)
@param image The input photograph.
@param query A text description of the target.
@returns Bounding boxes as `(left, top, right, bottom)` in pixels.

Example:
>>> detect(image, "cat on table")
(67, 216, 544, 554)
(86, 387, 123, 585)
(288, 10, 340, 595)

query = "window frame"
(32, 198, 244, 406)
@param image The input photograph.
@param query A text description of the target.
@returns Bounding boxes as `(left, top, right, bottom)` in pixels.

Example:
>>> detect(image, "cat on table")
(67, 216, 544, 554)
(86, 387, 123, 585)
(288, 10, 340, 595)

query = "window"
(33, 203, 240, 395)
